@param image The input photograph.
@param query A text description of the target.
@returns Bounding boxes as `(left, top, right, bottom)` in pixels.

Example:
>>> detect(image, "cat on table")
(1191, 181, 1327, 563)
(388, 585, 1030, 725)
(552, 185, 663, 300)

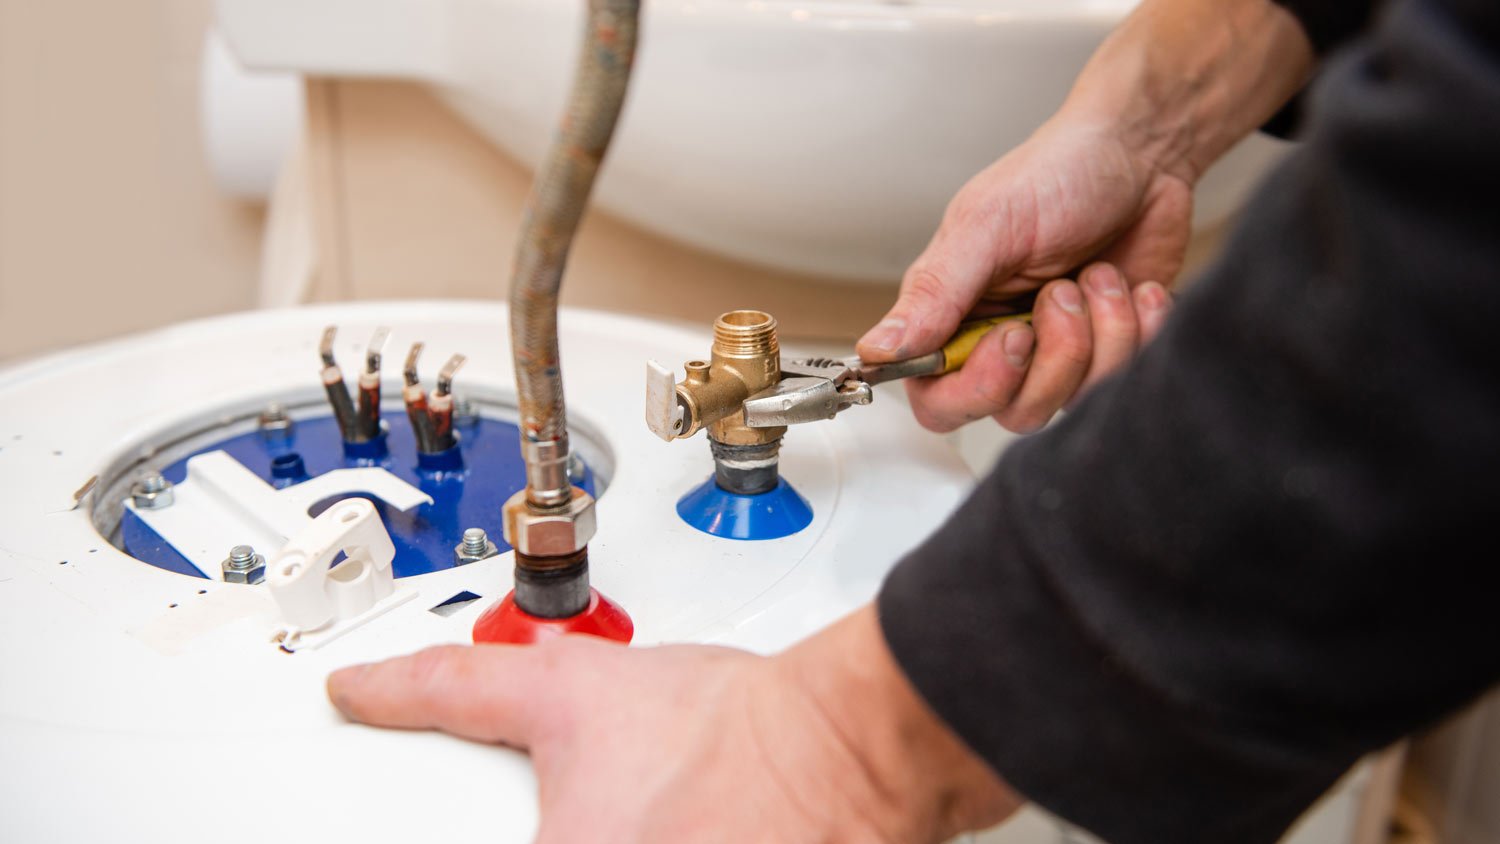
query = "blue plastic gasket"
(119, 410, 595, 580)
(675, 477, 813, 540)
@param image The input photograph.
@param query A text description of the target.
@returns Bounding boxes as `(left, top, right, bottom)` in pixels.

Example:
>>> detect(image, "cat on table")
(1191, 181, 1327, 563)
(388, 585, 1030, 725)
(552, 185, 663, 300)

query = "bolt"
(258, 403, 294, 436)
(131, 474, 175, 510)
(221, 545, 266, 584)
(462, 529, 488, 556)
(454, 527, 498, 565)
(452, 395, 478, 427)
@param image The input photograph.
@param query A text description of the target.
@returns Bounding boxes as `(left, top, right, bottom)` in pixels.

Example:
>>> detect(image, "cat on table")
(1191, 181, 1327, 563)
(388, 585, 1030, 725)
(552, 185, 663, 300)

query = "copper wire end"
(402, 342, 437, 453)
(403, 341, 423, 387)
(354, 327, 391, 441)
(319, 325, 338, 368)
(318, 325, 357, 440)
(434, 354, 467, 398)
(429, 354, 466, 451)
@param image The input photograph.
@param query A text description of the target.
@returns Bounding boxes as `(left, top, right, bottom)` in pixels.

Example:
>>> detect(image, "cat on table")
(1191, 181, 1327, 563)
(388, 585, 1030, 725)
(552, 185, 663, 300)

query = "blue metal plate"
(120, 411, 594, 579)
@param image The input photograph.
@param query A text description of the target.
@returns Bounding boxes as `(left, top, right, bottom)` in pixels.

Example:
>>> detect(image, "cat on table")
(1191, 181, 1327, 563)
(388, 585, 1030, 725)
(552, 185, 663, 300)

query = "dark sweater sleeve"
(879, 2, 1500, 843)
(1274, 0, 1381, 55)
(1263, 1, 1382, 137)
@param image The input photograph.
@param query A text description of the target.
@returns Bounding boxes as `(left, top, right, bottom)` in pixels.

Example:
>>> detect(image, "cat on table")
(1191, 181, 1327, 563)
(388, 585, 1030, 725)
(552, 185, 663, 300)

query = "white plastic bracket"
(127, 450, 431, 579)
(266, 497, 415, 652)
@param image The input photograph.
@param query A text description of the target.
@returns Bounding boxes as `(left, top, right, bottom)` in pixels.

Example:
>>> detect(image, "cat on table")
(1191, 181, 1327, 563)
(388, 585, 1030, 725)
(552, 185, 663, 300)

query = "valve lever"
(645, 360, 686, 442)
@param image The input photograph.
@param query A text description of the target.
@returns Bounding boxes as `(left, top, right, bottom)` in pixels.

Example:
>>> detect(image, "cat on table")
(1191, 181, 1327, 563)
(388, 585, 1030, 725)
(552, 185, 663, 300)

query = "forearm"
(1064, 0, 1315, 182)
(775, 606, 1022, 841)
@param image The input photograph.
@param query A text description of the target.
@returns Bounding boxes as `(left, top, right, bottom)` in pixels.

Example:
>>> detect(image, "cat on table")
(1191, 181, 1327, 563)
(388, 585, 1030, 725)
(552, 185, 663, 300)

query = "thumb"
(857, 222, 1015, 362)
(328, 644, 553, 748)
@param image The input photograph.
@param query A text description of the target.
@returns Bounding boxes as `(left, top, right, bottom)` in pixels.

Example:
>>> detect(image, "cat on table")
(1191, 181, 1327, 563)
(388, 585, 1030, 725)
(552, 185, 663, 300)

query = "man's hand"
(328, 606, 1022, 843)
(858, 0, 1313, 434)
(856, 124, 1183, 434)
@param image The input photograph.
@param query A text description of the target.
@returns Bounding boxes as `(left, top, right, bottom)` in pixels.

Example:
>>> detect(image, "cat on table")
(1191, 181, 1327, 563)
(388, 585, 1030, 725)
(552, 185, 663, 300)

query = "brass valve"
(649, 310, 786, 447)
(647, 309, 798, 495)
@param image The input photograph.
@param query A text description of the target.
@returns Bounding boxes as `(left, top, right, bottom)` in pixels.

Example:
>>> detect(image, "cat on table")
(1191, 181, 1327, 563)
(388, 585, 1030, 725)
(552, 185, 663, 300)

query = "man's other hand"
(328, 607, 1022, 843)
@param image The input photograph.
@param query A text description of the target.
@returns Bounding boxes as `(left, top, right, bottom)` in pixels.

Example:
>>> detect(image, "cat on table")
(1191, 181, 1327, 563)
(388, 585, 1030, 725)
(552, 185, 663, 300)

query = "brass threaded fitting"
(666, 309, 785, 445)
(713, 310, 779, 359)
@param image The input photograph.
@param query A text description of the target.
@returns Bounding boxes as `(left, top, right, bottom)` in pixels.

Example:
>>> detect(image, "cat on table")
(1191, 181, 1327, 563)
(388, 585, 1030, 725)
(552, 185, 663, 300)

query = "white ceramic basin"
(216, 0, 1285, 280)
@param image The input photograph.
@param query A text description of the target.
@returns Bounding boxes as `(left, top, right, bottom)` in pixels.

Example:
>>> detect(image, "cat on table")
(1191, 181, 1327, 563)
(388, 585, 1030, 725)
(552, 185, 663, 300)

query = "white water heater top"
(0, 302, 975, 843)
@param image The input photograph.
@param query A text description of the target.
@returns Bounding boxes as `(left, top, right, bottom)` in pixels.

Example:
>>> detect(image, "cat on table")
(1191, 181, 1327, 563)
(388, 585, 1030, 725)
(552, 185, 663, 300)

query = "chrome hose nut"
(501, 488, 597, 557)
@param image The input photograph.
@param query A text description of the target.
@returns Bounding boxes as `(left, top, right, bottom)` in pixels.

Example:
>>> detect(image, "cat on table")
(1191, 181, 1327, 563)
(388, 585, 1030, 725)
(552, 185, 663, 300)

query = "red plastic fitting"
(471, 588, 634, 645)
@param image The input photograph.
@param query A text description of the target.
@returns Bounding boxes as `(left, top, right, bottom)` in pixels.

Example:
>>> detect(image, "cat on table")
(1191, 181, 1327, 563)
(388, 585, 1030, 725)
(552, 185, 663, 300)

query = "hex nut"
(222, 553, 266, 585)
(258, 403, 295, 436)
(454, 529, 500, 565)
(502, 488, 597, 557)
(130, 476, 175, 510)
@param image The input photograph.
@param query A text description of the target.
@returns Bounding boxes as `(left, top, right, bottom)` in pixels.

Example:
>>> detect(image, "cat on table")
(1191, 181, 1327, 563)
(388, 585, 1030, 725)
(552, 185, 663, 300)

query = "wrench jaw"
(742, 376, 873, 429)
(741, 356, 875, 429)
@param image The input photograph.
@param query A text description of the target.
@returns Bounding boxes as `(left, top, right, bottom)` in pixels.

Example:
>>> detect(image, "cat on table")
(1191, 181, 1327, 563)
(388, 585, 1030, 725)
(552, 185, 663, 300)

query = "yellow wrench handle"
(939, 313, 1034, 374)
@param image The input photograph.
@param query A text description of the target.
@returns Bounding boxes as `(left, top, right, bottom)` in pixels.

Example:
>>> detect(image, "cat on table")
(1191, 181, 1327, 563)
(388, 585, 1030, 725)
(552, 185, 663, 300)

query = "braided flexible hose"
(509, 0, 640, 508)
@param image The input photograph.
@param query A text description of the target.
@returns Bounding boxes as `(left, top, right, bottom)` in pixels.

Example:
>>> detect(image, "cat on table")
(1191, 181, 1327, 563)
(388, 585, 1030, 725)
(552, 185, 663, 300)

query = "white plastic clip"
(267, 498, 414, 651)
(645, 360, 685, 441)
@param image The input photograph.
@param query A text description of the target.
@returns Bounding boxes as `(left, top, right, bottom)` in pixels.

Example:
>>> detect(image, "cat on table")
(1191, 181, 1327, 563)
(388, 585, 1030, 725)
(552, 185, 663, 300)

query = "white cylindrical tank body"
(0, 303, 976, 842)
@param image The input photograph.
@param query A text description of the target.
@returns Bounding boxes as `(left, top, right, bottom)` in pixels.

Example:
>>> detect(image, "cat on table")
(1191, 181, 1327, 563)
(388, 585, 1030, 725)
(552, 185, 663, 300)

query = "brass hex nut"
(502, 488, 597, 557)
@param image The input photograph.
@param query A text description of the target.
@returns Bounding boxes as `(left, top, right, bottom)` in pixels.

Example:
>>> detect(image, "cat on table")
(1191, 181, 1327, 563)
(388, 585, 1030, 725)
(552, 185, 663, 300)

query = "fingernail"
(1002, 324, 1034, 368)
(1137, 281, 1168, 310)
(1053, 283, 1085, 315)
(859, 317, 907, 354)
(1083, 265, 1125, 298)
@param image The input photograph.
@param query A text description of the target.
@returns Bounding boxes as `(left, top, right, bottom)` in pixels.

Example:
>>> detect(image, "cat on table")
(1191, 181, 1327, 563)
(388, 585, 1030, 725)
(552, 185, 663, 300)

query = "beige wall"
(0, 0, 264, 364)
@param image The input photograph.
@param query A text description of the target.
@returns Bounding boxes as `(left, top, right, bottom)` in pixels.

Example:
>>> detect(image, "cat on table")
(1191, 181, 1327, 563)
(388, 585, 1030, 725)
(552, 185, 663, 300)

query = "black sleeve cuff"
(1272, 1, 1380, 55)
(1261, 1, 1382, 138)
